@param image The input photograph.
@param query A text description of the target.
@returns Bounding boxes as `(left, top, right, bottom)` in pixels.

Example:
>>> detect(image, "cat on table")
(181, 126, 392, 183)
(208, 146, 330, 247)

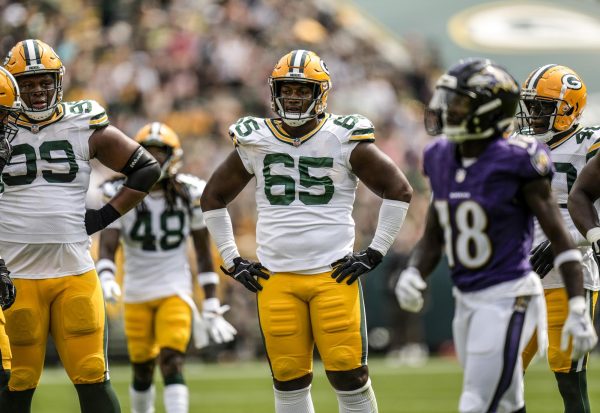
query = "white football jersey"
(230, 113, 375, 273)
(102, 174, 206, 303)
(0, 100, 109, 278)
(532, 126, 600, 290)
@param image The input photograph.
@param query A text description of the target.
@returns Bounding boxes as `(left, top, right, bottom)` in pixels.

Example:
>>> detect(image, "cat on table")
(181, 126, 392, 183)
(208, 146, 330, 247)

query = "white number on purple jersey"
(434, 200, 491, 268)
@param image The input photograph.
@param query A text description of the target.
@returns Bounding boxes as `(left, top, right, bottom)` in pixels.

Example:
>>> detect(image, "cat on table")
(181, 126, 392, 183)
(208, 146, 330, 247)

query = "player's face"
(16, 73, 56, 112)
(445, 92, 472, 126)
(280, 82, 314, 114)
(524, 99, 554, 134)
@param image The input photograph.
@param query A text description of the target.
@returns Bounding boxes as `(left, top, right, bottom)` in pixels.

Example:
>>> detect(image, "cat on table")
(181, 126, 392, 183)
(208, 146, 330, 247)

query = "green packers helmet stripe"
(150, 121, 162, 138)
(526, 64, 558, 89)
(23, 39, 42, 67)
(289, 49, 308, 75)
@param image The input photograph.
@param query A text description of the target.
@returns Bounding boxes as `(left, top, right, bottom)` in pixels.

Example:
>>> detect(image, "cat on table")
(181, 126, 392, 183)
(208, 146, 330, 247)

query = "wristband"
(96, 258, 116, 274)
(198, 272, 219, 286)
(369, 199, 409, 255)
(553, 249, 583, 269)
(202, 208, 240, 270)
(203, 297, 220, 313)
(585, 227, 600, 244)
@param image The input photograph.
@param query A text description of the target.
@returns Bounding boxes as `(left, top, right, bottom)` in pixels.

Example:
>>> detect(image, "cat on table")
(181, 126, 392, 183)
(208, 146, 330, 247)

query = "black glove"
(0, 259, 16, 311)
(331, 247, 383, 285)
(530, 240, 554, 278)
(220, 257, 270, 293)
(85, 204, 121, 235)
(0, 136, 12, 173)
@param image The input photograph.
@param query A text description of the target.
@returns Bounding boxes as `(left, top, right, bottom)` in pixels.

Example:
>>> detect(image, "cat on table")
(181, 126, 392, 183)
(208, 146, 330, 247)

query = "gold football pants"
(0, 308, 10, 373)
(4, 270, 108, 391)
(523, 288, 598, 372)
(257, 271, 367, 382)
(124, 295, 192, 363)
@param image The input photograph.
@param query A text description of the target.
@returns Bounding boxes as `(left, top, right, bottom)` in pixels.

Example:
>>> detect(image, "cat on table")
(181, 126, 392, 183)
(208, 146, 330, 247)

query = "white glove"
(395, 267, 427, 313)
(202, 298, 237, 344)
(99, 271, 121, 303)
(561, 296, 598, 360)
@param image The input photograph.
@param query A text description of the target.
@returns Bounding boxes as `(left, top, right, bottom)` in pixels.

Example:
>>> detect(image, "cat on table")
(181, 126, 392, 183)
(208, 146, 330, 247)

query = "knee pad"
(9, 367, 38, 391)
(74, 354, 106, 384)
(459, 390, 486, 413)
(5, 309, 41, 346)
(271, 357, 303, 382)
(63, 296, 100, 336)
(325, 346, 355, 371)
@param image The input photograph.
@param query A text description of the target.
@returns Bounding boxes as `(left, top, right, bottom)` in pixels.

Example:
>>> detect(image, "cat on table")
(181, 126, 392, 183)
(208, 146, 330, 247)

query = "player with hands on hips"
(395, 58, 596, 413)
(97, 122, 236, 413)
(201, 50, 412, 413)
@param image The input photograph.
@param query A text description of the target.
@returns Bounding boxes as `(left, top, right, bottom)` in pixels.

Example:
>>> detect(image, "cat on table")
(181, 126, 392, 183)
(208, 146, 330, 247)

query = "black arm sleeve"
(121, 146, 161, 193)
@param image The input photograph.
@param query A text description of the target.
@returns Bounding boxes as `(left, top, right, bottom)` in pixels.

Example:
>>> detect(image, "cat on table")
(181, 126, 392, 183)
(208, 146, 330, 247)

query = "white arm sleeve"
(368, 199, 409, 255)
(202, 208, 240, 270)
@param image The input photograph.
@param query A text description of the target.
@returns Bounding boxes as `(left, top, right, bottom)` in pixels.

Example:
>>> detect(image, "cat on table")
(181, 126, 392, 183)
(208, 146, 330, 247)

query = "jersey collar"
(547, 126, 580, 150)
(12, 104, 65, 134)
(265, 113, 330, 146)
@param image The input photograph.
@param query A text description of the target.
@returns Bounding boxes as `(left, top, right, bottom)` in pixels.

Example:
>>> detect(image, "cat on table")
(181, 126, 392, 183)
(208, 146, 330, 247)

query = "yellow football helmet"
(516, 64, 586, 143)
(3, 39, 64, 121)
(0, 66, 22, 142)
(134, 122, 183, 178)
(269, 50, 331, 126)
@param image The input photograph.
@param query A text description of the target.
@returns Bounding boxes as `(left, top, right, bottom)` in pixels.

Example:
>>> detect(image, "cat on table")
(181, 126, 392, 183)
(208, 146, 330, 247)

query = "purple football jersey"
(423, 136, 553, 292)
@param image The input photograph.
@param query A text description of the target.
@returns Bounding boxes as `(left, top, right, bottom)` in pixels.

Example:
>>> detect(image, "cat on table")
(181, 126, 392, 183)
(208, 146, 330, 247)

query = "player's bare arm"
(568, 151, 600, 238)
(523, 177, 584, 298)
(407, 204, 444, 277)
(200, 150, 253, 211)
(331, 141, 413, 284)
(201, 150, 268, 291)
(89, 125, 161, 215)
(191, 228, 217, 298)
(525, 176, 598, 357)
(349, 141, 413, 202)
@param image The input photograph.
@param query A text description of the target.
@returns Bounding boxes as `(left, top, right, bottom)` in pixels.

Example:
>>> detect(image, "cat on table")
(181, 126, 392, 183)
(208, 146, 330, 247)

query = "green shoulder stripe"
(351, 128, 375, 136)
(89, 111, 109, 129)
(587, 148, 599, 162)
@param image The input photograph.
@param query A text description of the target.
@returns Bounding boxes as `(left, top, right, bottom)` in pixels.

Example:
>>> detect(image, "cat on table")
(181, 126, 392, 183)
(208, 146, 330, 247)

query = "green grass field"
(29, 355, 600, 412)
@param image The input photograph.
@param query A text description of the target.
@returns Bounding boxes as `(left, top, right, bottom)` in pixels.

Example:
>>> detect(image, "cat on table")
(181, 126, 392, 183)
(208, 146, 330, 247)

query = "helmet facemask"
(0, 109, 19, 143)
(17, 71, 63, 121)
(270, 78, 327, 127)
(516, 65, 586, 143)
(424, 61, 519, 142)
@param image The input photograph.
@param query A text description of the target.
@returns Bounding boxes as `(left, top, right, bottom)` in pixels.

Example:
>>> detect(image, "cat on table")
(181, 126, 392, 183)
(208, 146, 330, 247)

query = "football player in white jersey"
(97, 122, 236, 413)
(0, 39, 161, 413)
(201, 50, 413, 413)
(516, 65, 599, 412)
(0, 66, 22, 401)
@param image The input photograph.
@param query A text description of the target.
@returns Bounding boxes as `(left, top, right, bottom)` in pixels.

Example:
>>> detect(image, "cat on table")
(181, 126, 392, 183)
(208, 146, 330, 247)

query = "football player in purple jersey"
(395, 58, 597, 413)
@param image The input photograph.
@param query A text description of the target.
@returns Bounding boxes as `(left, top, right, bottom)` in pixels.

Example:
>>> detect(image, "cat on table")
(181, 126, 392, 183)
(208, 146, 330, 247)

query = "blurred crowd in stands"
(0, 0, 443, 361)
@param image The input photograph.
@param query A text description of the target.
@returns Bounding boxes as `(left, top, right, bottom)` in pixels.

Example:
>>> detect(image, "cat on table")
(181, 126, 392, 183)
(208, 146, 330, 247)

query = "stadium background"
(1, 0, 599, 410)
